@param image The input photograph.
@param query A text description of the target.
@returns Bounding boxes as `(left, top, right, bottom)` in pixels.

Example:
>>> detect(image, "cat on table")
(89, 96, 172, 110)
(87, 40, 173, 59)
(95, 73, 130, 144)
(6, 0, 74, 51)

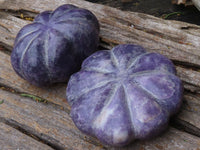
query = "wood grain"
(0, 1, 200, 142)
(0, 11, 200, 91)
(1, 47, 200, 146)
(175, 93, 200, 136)
(1, 89, 200, 149)
(0, 2, 200, 90)
(0, 0, 200, 148)
(0, 50, 199, 132)
(176, 66, 200, 88)
(0, 122, 53, 150)
(0, 89, 104, 150)
(114, 128, 200, 150)
(1, 0, 200, 66)
(0, 12, 30, 49)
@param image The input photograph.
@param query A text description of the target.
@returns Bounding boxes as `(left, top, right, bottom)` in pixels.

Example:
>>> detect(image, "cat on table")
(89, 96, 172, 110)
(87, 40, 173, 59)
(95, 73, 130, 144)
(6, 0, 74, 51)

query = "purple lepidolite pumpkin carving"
(11, 4, 99, 86)
(67, 44, 183, 146)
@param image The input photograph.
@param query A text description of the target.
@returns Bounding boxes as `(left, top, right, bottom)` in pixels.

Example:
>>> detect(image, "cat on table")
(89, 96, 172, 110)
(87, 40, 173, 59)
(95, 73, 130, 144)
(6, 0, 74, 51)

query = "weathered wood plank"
(175, 93, 200, 135)
(113, 128, 200, 150)
(0, 4, 200, 90)
(0, 13, 200, 92)
(0, 122, 53, 150)
(1, 89, 200, 149)
(0, 12, 30, 49)
(1, 41, 200, 137)
(0, 0, 200, 148)
(0, 49, 199, 104)
(0, 89, 104, 150)
(1, 0, 200, 66)
(176, 66, 200, 88)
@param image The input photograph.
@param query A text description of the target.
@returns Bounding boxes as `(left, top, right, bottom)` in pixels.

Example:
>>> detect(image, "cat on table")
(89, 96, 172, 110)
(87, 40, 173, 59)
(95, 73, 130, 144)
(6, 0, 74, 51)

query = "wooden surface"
(0, 89, 103, 150)
(0, 122, 53, 150)
(2, 0, 200, 66)
(0, 0, 200, 149)
(1, 1, 200, 91)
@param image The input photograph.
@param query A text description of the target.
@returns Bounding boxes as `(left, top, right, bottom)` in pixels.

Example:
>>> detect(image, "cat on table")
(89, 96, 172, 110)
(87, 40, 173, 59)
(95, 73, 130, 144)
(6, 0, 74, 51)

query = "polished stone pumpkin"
(67, 44, 183, 146)
(11, 4, 99, 86)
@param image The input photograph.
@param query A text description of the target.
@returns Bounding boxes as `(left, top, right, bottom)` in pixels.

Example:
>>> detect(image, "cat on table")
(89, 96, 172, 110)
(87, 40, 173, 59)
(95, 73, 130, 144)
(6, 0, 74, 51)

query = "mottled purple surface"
(11, 4, 99, 86)
(66, 44, 183, 146)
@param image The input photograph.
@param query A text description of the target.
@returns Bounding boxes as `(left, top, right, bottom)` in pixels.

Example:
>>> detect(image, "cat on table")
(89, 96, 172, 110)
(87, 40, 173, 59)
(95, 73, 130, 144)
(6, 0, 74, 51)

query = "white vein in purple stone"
(122, 84, 136, 138)
(110, 50, 119, 68)
(70, 80, 117, 101)
(83, 67, 115, 74)
(43, 30, 51, 81)
(129, 79, 169, 116)
(19, 32, 42, 78)
(15, 28, 41, 47)
(53, 18, 88, 25)
(92, 84, 119, 129)
(126, 52, 150, 70)
(128, 69, 175, 79)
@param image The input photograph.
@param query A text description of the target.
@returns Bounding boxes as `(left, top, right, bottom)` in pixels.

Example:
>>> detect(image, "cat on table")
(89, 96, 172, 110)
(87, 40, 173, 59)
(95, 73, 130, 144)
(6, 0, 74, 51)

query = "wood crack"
(0, 117, 66, 150)
(0, 82, 70, 114)
(0, 89, 104, 149)
(171, 118, 200, 138)
(0, 23, 10, 33)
